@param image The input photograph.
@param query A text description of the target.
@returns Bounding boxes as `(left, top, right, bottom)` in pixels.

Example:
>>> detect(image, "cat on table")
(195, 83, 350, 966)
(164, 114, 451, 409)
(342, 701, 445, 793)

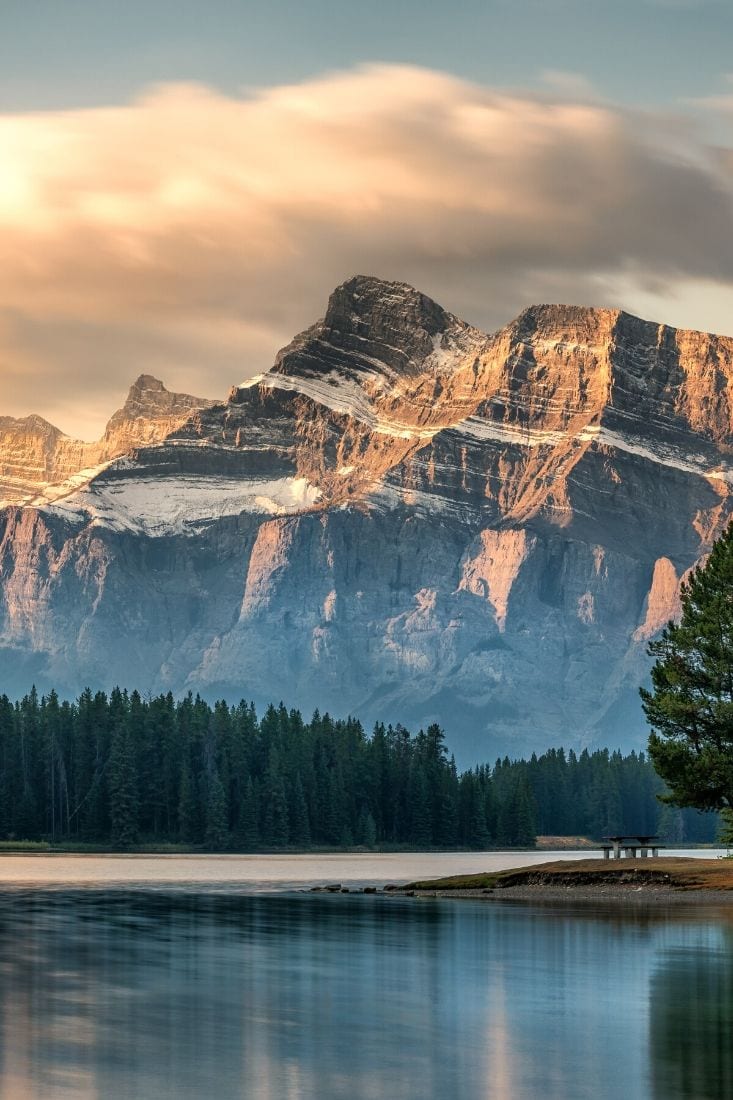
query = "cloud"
(688, 73, 733, 114)
(1, 63, 732, 436)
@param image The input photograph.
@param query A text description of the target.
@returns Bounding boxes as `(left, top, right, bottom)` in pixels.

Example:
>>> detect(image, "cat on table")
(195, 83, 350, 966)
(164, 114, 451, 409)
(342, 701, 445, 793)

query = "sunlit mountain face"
(2, 276, 732, 761)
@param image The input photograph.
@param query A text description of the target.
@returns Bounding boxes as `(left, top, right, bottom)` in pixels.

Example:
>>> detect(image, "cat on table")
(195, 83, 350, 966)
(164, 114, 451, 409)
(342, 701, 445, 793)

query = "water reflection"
(650, 917, 733, 1100)
(0, 892, 730, 1099)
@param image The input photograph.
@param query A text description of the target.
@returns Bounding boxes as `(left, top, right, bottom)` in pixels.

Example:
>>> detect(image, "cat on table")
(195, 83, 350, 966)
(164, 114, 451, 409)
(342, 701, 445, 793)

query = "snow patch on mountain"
(450, 417, 733, 481)
(45, 474, 322, 535)
(259, 372, 439, 441)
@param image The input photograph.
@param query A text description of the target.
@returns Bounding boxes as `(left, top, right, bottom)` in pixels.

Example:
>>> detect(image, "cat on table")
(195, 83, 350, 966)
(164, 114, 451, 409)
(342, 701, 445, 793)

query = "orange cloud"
(1, 64, 732, 436)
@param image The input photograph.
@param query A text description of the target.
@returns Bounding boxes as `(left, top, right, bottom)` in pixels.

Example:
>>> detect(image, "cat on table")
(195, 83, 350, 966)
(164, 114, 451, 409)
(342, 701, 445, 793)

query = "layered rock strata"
(1, 277, 732, 761)
(0, 375, 215, 507)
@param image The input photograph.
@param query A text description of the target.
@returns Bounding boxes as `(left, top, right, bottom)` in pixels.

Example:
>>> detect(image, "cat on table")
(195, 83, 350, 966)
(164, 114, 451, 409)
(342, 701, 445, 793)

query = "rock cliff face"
(0, 376, 215, 508)
(1, 276, 732, 762)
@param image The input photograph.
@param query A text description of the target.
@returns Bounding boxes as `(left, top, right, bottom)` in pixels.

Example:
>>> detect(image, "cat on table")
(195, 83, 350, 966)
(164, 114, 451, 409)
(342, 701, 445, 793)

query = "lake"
(0, 852, 729, 1099)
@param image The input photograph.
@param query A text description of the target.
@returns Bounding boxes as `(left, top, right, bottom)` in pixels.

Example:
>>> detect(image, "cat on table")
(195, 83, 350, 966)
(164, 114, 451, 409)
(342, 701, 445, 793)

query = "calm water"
(0, 849, 720, 890)
(0, 853, 730, 1100)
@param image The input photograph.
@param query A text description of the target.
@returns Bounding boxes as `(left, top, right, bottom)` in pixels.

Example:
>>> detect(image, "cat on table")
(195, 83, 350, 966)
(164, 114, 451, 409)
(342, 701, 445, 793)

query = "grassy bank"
(408, 857, 733, 893)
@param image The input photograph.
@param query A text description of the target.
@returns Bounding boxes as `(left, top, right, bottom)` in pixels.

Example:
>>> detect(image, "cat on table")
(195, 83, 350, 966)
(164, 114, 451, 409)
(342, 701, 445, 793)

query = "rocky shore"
(310, 857, 733, 905)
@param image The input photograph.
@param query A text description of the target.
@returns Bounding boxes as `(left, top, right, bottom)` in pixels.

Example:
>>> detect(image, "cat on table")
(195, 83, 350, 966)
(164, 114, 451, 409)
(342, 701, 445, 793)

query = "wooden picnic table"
(601, 835, 665, 859)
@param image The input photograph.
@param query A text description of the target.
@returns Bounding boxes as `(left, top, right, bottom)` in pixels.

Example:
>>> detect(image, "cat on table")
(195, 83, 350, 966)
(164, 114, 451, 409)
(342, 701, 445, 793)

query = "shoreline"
(397, 885, 733, 906)
(383, 856, 733, 906)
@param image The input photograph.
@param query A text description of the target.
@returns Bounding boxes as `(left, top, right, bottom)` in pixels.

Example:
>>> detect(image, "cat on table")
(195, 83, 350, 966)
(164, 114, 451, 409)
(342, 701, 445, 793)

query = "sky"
(1, 0, 733, 438)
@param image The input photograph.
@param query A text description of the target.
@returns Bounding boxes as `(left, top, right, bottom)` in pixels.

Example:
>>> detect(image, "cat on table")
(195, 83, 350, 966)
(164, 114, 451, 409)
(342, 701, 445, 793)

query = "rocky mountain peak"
(0, 413, 63, 440)
(510, 303, 619, 339)
(0, 376, 216, 507)
(123, 373, 168, 402)
(105, 374, 213, 432)
(324, 275, 451, 339)
(270, 275, 475, 386)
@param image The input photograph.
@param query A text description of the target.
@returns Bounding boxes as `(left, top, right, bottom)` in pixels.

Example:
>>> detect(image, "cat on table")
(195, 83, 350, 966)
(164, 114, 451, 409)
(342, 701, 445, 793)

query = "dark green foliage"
(238, 775, 259, 849)
(0, 685, 716, 848)
(289, 774, 311, 847)
(642, 522, 733, 812)
(495, 771, 537, 847)
(177, 758, 196, 843)
(107, 718, 138, 848)
(357, 808, 377, 848)
(719, 808, 733, 847)
(204, 771, 229, 850)
(262, 758, 289, 847)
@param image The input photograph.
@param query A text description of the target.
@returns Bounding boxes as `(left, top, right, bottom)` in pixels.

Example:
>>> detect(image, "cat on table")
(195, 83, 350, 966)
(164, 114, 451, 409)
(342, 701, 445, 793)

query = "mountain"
(1, 276, 732, 762)
(0, 375, 216, 508)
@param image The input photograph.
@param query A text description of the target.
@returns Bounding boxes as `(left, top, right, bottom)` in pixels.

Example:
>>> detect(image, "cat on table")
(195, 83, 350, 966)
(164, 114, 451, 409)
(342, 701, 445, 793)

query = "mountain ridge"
(2, 275, 732, 762)
(6, 277, 733, 505)
(0, 375, 216, 508)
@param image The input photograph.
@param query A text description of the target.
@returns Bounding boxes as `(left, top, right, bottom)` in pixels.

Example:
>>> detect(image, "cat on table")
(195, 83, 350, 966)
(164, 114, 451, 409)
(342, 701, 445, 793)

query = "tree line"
(0, 687, 718, 849)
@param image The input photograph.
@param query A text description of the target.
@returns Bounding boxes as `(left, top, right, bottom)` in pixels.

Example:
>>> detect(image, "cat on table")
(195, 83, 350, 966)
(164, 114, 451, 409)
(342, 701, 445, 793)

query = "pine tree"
(461, 771, 489, 849)
(357, 808, 377, 848)
(642, 522, 733, 811)
(108, 720, 139, 848)
(178, 757, 196, 843)
(238, 775, 259, 850)
(322, 766, 346, 846)
(205, 770, 229, 850)
(513, 775, 537, 847)
(289, 774, 311, 847)
(262, 755, 289, 847)
(434, 767, 459, 847)
(408, 764, 432, 847)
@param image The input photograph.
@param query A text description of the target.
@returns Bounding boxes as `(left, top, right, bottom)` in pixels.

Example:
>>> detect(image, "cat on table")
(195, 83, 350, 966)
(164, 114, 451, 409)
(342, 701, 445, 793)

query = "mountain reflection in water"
(0, 891, 730, 1100)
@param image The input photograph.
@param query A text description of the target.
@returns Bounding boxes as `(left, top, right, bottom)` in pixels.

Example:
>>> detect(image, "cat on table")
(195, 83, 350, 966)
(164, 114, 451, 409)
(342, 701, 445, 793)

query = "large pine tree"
(642, 522, 733, 812)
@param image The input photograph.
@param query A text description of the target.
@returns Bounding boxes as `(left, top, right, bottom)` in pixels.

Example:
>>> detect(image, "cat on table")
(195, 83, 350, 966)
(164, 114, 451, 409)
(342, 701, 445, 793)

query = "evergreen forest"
(0, 688, 719, 849)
